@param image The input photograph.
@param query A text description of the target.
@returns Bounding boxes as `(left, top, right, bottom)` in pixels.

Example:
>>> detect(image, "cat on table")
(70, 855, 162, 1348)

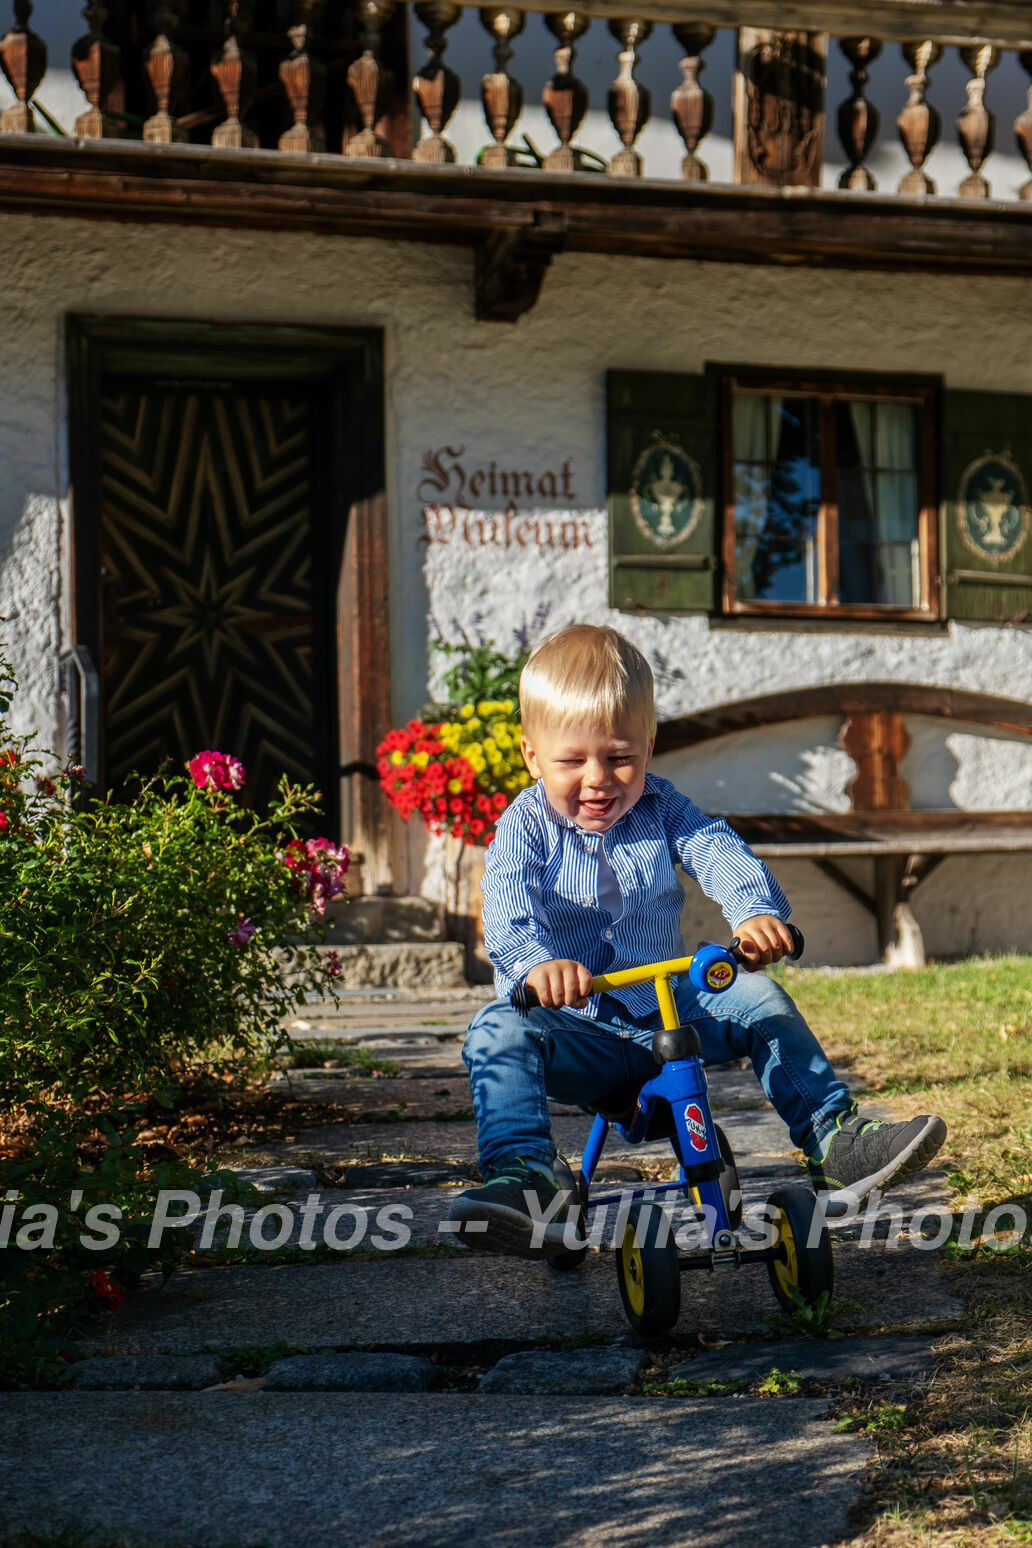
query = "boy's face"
(520, 714, 654, 834)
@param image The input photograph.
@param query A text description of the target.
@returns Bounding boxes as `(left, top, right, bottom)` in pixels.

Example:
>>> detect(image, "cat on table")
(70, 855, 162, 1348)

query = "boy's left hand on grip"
(732, 915, 797, 971)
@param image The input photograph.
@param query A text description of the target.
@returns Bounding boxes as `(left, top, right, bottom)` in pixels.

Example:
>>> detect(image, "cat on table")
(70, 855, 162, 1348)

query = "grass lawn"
(784, 955, 1032, 1545)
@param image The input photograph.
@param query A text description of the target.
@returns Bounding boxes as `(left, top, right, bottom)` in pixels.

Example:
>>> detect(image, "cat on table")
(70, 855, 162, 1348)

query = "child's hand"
(525, 959, 594, 1009)
(734, 915, 796, 971)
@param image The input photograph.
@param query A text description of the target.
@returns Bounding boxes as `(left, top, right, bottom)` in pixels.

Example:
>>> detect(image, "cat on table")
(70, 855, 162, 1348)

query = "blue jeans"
(463, 973, 852, 1174)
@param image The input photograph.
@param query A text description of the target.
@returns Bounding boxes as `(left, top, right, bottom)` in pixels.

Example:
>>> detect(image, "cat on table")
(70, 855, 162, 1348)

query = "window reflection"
(733, 395, 820, 602)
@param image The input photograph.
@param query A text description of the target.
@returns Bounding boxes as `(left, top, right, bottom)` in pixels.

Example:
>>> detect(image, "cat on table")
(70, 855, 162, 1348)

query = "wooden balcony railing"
(3, 2, 1032, 316)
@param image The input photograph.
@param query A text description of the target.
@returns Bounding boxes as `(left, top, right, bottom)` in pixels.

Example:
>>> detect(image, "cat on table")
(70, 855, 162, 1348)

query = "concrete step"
(308, 942, 467, 991)
(0, 1392, 872, 1548)
(85, 1245, 961, 1355)
(323, 895, 445, 945)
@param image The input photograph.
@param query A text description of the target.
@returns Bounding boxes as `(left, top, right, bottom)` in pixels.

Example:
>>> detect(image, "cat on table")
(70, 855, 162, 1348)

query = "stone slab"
(265, 1352, 435, 1391)
(266, 1075, 474, 1120)
(0, 1393, 871, 1548)
(312, 943, 467, 991)
(219, 1166, 318, 1195)
(479, 1347, 647, 1394)
(69, 1355, 222, 1391)
(275, 1109, 807, 1173)
(86, 1242, 962, 1356)
(322, 896, 445, 946)
(671, 1334, 936, 1386)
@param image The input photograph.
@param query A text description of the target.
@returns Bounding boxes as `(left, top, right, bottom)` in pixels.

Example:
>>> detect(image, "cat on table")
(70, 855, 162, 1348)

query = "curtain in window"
(733, 394, 781, 599)
(848, 400, 916, 605)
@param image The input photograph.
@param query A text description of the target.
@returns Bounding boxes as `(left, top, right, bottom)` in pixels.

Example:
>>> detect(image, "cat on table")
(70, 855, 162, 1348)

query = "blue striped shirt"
(481, 773, 790, 1019)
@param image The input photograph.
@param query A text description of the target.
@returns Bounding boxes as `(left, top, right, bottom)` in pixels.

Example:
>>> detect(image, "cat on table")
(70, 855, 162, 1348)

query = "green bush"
(0, 639, 347, 1383)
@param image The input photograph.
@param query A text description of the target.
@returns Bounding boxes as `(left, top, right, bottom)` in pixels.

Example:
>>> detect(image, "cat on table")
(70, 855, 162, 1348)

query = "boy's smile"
(520, 716, 655, 833)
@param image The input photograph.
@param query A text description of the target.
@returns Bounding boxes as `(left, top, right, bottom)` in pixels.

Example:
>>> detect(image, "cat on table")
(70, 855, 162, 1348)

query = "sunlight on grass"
(785, 956, 1032, 1204)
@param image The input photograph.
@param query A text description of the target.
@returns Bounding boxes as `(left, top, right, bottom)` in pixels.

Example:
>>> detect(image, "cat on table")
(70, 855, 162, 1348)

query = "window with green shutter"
(941, 389, 1032, 625)
(609, 370, 1032, 627)
(607, 370, 718, 615)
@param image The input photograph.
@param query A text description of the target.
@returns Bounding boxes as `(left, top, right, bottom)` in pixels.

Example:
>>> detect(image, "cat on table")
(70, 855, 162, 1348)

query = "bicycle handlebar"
(511, 925, 804, 1011)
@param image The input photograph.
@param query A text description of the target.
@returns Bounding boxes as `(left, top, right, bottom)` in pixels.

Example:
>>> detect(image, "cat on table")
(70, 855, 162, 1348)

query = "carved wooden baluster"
(670, 23, 714, 182)
(412, 0, 461, 163)
(0, 0, 45, 133)
(346, 0, 395, 157)
(71, 2, 125, 139)
(956, 42, 999, 199)
(279, 0, 326, 153)
(1015, 52, 1032, 201)
(211, 0, 257, 149)
(896, 40, 942, 194)
(143, 0, 187, 144)
(542, 11, 588, 172)
(479, 6, 525, 168)
(606, 19, 651, 177)
(837, 37, 881, 189)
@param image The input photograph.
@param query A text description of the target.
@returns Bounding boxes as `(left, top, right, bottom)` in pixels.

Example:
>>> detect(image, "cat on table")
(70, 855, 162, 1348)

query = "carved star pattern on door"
(99, 384, 326, 812)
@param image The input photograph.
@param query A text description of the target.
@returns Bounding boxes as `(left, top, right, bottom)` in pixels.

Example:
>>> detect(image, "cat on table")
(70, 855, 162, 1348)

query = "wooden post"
(734, 26, 827, 187)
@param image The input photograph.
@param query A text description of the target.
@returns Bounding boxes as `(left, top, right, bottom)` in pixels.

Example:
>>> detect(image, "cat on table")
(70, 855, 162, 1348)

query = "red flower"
(85, 1269, 125, 1310)
(0, 812, 8, 834)
(188, 750, 245, 792)
(325, 950, 342, 979)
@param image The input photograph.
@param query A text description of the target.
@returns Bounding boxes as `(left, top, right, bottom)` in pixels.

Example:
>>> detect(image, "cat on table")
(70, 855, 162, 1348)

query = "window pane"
(836, 400, 920, 606)
(732, 394, 820, 603)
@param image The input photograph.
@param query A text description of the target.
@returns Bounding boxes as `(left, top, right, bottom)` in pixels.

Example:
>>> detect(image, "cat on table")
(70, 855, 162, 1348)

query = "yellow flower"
(390, 750, 404, 766)
(447, 777, 463, 795)
(413, 751, 430, 768)
(460, 704, 475, 718)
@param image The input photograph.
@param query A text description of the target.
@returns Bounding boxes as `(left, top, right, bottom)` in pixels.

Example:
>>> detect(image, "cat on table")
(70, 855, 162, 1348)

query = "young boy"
(448, 624, 946, 1256)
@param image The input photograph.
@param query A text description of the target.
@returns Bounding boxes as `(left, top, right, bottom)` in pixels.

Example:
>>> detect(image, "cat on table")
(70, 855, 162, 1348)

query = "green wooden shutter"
(942, 390, 1032, 624)
(607, 370, 718, 614)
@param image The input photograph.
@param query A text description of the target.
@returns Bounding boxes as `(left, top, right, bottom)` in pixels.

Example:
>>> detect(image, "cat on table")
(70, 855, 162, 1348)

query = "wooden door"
(98, 380, 333, 817)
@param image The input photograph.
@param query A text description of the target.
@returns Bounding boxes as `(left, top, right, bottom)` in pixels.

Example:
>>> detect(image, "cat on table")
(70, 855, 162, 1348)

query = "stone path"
(0, 987, 964, 1548)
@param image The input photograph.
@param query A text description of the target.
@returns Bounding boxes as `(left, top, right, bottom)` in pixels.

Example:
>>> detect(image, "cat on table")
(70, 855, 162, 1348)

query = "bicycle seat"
(652, 1024, 702, 1064)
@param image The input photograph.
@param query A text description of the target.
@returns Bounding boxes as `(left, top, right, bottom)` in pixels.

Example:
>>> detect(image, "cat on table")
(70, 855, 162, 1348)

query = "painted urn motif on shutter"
(957, 452, 1031, 563)
(630, 436, 703, 549)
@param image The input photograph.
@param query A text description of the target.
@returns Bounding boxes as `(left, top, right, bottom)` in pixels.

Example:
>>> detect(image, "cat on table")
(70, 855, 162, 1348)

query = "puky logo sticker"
(958, 452, 1031, 564)
(683, 1102, 708, 1152)
(631, 435, 703, 550)
(705, 959, 734, 991)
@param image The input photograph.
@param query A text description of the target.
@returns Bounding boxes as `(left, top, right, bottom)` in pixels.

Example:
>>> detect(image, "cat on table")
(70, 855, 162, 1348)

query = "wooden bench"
(654, 684, 1032, 967)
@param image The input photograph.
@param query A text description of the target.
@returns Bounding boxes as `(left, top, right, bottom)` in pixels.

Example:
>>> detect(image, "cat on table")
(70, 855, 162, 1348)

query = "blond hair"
(519, 624, 656, 738)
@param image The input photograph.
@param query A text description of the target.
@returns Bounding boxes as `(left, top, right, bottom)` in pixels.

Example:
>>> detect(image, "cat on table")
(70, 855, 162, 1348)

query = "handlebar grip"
(510, 981, 541, 1012)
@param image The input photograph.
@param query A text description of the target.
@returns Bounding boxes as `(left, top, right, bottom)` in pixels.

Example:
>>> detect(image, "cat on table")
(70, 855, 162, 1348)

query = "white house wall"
(1, 211, 1031, 958)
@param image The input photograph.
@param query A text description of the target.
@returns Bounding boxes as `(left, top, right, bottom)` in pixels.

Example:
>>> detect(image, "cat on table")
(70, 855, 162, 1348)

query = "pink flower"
(226, 916, 256, 947)
(325, 950, 342, 979)
(282, 837, 350, 917)
(67, 765, 85, 781)
(188, 750, 246, 793)
(0, 812, 7, 833)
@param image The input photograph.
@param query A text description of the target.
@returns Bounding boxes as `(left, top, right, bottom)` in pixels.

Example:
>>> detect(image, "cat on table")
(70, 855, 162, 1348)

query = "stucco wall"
(1, 210, 1031, 958)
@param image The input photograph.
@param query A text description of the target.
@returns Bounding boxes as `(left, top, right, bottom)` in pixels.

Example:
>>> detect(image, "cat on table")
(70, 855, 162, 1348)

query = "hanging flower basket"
(376, 699, 531, 847)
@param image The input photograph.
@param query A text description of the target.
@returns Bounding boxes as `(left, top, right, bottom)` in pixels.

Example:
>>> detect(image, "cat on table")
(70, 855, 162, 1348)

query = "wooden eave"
(467, 0, 1032, 47)
(4, 136, 1032, 320)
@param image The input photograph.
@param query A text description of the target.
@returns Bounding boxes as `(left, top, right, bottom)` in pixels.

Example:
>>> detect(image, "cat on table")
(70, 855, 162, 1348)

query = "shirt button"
(604, 929, 614, 940)
(582, 895, 593, 907)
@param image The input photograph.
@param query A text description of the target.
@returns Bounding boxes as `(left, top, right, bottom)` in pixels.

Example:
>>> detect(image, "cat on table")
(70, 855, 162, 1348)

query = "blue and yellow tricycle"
(538, 929, 834, 1335)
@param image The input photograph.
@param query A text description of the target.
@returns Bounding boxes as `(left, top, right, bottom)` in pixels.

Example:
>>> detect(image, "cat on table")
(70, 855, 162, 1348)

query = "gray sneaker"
(447, 1157, 578, 1258)
(808, 1108, 947, 1205)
